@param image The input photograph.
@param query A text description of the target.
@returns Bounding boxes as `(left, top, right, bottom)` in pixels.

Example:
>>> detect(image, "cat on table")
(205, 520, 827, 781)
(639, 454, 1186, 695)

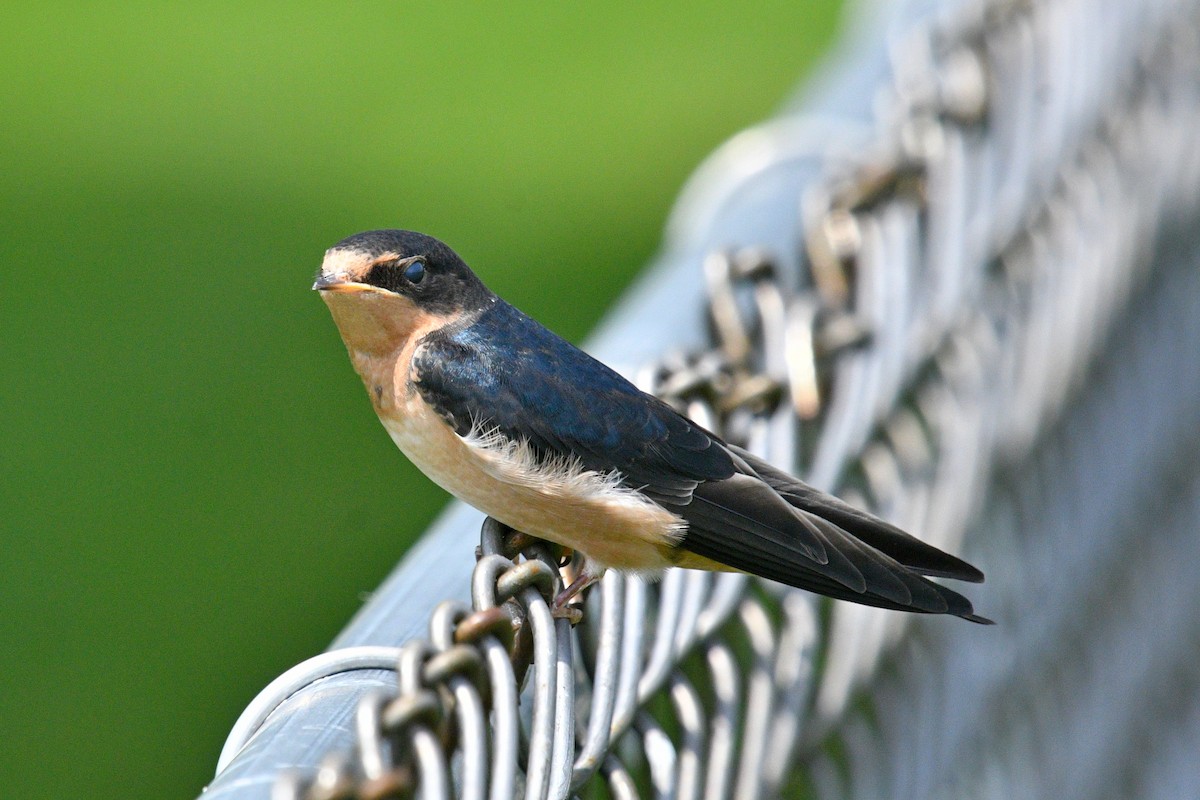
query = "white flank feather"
(462, 424, 685, 539)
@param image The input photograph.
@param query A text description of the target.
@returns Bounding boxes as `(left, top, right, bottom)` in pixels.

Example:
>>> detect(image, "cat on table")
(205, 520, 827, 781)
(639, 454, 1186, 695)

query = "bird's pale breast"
(379, 385, 686, 575)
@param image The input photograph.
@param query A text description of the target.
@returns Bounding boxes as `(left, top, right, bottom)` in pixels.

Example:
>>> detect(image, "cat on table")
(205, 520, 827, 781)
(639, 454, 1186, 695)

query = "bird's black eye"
(402, 259, 426, 284)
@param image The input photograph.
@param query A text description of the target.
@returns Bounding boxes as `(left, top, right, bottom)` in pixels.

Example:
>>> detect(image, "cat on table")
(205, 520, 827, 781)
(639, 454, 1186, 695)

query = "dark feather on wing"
(727, 445, 985, 583)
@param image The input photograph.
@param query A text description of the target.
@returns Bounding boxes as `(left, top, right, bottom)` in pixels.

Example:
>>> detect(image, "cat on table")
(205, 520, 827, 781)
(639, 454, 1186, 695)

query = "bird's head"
(314, 230, 494, 356)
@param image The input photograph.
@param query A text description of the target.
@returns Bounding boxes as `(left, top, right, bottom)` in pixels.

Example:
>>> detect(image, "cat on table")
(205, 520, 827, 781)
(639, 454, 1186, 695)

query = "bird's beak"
(313, 275, 374, 294)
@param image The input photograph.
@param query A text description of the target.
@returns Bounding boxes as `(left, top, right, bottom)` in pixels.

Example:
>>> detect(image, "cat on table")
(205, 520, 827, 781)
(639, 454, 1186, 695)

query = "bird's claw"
(550, 602, 584, 625)
(548, 567, 600, 625)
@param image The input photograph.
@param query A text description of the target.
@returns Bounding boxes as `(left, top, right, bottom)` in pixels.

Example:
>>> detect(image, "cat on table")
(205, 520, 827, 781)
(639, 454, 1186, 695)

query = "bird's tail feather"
(674, 446, 990, 623)
(728, 445, 985, 583)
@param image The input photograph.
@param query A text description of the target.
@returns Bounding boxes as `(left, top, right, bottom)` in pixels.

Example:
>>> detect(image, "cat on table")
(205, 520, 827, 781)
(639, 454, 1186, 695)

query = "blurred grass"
(0, 2, 843, 797)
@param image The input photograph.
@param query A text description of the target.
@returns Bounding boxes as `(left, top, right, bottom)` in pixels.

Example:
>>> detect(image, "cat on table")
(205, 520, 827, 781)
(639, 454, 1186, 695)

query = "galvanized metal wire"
(205, 0, 1200, 797)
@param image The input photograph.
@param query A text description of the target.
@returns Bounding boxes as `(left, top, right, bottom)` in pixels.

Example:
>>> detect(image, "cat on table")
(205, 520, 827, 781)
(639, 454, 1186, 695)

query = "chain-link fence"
(204, 0, 1200, 797)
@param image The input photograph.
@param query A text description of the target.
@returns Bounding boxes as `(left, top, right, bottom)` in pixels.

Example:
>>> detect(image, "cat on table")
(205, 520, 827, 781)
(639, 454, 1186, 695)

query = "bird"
(314, 229, 991, 624)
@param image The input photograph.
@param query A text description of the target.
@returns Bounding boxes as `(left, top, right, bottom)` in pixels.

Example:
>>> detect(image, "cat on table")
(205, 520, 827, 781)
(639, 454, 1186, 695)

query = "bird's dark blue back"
(413, 300, 733, 494)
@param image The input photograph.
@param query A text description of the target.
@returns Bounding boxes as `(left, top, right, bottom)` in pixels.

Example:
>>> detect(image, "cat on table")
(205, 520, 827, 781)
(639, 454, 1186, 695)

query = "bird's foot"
(549, 569, 601, 625)
(549, 603, 584, 625)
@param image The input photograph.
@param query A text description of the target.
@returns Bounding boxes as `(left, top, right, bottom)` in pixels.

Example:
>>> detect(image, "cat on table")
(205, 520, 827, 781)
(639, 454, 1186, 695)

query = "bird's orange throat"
(320, 291, 455, 414)
(320, 291, 423, 357)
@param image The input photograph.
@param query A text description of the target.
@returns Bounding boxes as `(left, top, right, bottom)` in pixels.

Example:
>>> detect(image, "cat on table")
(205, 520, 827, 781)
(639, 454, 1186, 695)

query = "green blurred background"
(1, 3, 843, 797)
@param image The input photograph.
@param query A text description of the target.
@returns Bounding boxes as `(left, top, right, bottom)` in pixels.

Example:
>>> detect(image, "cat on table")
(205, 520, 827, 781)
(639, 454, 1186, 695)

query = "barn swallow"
(315, 230, 990, 623)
